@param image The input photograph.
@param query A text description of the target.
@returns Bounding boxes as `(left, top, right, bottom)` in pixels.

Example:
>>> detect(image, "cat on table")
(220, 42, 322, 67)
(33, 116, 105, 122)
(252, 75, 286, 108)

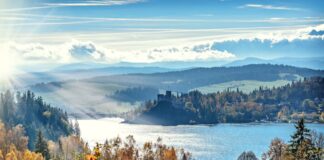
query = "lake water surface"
(78, 118, 324, 160)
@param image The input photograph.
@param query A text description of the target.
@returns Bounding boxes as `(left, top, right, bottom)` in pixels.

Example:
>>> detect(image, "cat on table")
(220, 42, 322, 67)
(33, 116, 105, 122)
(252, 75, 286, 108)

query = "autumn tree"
(262, 138, 287, 160)
(0, 122, 44, 160)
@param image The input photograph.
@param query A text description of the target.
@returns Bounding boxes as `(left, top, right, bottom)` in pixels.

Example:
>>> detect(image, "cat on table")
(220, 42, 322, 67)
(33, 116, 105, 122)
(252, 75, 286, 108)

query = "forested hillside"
(0, 90, 74, 149)
(128, 77, 324, 125)
(111, 87, 159, 103)
(89, 64, 324, 92)
(29, 64, 324, 117)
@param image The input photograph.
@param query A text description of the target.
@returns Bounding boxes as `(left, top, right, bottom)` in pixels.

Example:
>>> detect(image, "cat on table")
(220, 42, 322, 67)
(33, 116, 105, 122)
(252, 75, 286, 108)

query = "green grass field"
(192, 80, 291, 94)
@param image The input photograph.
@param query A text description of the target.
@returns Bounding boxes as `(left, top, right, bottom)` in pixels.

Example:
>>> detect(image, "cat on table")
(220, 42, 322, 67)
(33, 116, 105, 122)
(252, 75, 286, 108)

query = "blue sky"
(2, 0, 324, 31)
(0, 0, 323, 66)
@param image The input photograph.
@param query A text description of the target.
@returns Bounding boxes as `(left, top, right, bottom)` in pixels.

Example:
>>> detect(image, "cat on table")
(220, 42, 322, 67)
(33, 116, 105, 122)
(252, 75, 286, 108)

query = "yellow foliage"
(79, 137, 189, 160)
(163, 147, 177, 160)
(0, 150, 3, 160)
(42, 111, 51, 118)
(22, 150, 44, 160)
(0, 121, 44, 160)
(5, 151, 18, 160)
(85, 154, 97, 160)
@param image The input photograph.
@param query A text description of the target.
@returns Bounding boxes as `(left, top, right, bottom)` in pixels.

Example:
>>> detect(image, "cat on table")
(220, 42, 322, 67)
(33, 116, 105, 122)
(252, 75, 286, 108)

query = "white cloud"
(128, 46, 235, 63)
(2, 40, 235, 65)
(2, 13, 322, 29)
(0, 0, 145, 13)
(239, 4, 300, 11)
(44, 0, 145, 7)
(2, 24, 324, 65)
(0, 6, 55, 13)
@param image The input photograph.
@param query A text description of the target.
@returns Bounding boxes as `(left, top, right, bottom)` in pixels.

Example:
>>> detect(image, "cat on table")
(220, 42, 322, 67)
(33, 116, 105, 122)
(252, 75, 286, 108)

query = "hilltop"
(127, 77, 324, 125)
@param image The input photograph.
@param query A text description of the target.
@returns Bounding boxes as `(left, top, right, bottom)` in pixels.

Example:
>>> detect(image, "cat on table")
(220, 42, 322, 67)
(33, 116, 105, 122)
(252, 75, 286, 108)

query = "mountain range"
(225, 57, 324, 69)
(29, 64, 324, 118)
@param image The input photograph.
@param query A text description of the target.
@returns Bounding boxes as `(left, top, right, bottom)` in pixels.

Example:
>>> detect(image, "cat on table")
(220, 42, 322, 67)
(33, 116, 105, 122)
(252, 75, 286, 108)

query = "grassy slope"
(193, 80, 291, 94)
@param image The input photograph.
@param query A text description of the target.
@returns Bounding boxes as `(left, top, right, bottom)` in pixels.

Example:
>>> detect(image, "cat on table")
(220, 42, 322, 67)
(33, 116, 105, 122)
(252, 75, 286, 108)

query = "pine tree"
(288, 118, 316, 159)
(74, 120, 81, 137)
(288, 118, 311, 153)
(35, 131, 50, 160)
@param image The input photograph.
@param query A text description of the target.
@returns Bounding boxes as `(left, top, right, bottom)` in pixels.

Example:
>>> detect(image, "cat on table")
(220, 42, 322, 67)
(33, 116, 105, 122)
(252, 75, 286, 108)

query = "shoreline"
(75, 116, 324, 126)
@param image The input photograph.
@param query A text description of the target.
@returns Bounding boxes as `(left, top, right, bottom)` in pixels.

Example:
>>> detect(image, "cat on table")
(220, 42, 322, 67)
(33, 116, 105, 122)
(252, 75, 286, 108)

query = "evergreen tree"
(1, 90, 15, 127)
(288, 118, 316, 159)
(288, 118, 311, 153)
(0, 90, 74, 149)
(35, 131, 50, 160)
(237, 151, 258, 160)
(74, 120, 81, 137)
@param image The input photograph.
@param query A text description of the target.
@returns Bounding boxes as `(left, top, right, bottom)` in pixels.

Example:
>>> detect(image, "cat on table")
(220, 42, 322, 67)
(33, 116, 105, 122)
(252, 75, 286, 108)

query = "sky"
(0, 0, 324, 68)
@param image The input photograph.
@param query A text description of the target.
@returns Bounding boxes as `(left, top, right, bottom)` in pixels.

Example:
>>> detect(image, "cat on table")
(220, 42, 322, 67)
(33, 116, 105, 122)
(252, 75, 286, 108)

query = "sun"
(0, 52, 17, 81)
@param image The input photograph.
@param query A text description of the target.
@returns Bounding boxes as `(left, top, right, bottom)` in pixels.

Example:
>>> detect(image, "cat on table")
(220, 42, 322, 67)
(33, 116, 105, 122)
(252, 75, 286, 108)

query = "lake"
(78, 118, 324, 160)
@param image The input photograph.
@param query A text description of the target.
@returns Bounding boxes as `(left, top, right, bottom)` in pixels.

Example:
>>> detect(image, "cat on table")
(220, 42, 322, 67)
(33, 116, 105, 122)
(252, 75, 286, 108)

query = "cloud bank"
(202, 24, 324, 58)
(2, 40, 235, 65)
(3, 24, 324, 66)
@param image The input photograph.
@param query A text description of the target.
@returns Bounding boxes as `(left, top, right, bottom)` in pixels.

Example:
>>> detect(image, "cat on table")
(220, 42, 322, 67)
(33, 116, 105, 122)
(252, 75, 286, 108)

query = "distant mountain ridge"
(29, 64, 324, 117)
(16, 56, 322, 89)
(225, 57, 324, 69)
(15, 66, 175, 87)
(88, 64, 324, 92)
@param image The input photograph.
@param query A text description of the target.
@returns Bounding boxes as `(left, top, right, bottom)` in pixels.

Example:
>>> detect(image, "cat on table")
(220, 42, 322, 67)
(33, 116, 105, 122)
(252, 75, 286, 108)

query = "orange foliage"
(0, 121, 44, 160)
(84, 136, 191, 160)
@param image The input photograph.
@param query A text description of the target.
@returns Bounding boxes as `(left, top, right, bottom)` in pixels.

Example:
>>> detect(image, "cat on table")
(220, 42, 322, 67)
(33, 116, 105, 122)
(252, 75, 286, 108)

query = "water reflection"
(79, 118, 324, 159)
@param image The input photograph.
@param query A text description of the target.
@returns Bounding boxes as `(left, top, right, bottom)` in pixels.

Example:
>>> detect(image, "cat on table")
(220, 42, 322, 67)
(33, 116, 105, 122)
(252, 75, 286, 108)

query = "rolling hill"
(87, 64, 324, 92)
(14, 66, 175, 88)
(225, 57, 324, 69)
(29, 64, 324, 117)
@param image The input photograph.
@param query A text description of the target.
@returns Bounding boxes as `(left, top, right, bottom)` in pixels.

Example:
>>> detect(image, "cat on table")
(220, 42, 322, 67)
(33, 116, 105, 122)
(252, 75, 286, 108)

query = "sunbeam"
(0, 48, 20, 90)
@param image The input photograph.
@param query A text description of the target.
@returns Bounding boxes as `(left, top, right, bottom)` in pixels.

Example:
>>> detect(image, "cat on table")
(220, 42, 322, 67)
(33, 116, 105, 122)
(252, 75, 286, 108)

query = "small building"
(157, 91, 172, 102)
(166, 91, 171, 99)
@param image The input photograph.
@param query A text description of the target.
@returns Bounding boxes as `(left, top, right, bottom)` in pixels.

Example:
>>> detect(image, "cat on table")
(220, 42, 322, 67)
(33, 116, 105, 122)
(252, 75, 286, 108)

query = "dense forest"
(0, 90, 74, 149)
(128, 77, 324, 125)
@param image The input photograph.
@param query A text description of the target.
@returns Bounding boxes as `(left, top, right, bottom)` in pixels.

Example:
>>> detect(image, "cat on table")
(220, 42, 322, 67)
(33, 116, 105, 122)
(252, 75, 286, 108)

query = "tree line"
(0, 90, 76, 149)
(131, 77, 323, 124)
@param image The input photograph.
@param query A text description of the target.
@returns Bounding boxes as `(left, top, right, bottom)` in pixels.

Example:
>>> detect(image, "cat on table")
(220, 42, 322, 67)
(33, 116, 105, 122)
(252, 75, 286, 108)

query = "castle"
(157, 91, 172, 102)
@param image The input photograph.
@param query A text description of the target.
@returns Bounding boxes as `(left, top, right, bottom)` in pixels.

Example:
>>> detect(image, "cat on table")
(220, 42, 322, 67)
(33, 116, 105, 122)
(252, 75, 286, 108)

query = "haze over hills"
(225, 57, 324, 69)
(29, 64, 324, 118)
(48, 56, 324, 71)
(11, 55, 323, 90)
(111, 56, 324, 70)
(87, 64, 323, 92)
(13, 66, 175, 88)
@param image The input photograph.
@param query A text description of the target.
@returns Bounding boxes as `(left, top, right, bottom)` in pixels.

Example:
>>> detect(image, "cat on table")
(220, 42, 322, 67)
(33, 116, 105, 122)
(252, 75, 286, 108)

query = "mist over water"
(79, 118, 324, 159)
